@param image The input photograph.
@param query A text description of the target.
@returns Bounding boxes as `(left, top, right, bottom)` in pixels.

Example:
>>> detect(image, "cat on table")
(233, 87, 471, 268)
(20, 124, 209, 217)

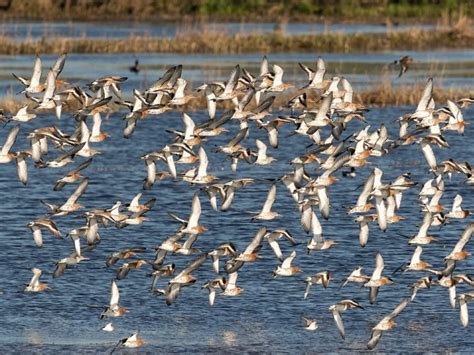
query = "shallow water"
(0, 20, 444, 40)
(0, 95, 473, 352)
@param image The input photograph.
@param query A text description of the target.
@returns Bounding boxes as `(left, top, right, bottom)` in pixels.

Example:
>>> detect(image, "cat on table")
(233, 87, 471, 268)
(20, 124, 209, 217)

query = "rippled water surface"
(0, 96, 473, 352)
(0, 21, 444, 40)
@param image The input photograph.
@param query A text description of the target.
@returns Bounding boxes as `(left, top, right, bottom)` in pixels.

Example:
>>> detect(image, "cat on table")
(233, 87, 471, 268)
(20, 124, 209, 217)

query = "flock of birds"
(1, 52, 474, 352)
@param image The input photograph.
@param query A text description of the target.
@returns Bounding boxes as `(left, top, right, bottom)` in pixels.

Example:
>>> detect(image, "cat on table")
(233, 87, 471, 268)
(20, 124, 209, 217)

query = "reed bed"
(356, 81, 473, 107)
(0, 28, 472, 55)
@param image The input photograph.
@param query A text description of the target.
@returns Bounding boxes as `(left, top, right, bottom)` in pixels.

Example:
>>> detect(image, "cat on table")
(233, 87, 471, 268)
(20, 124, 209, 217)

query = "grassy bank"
(0, 0, 472, 23)
(1, 82, 472, 114)
(0, 23, 472, 55)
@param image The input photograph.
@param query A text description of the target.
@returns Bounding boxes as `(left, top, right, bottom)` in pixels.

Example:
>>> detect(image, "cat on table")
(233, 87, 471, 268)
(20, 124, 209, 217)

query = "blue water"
(0, 21, 444, 40)
(0, 70, 473, 354)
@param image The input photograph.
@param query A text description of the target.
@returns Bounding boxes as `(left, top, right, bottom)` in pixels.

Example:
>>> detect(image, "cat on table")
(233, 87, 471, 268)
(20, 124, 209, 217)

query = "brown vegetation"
(0, 23, 472, 55)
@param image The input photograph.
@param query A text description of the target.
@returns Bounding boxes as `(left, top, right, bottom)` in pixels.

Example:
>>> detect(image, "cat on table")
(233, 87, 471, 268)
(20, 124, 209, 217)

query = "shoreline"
(0, 16, 456, 26)
(0, 27, 472, 55)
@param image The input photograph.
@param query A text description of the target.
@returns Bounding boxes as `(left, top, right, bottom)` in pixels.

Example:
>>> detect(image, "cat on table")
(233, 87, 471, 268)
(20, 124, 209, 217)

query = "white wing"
(260, 56, 269, 76)
(91, 112, 102, 138)
(416, 78, 433, 112)
(429, 179, 444, 206)
(16, 154, 28, 185)
(420, 141, 437, 170)
(272, 65, 284, 87)
(310, 211, 323, 238)
(417, 212, 432, 238)
(451, 194, 463, 212)
(459, 297, 469, 327)
(222, 65, 240, 96)
(72, 235, 81, 257)
(197, 147, 209, 178)
(261, 184, 277, 214)
(52, 53, 67, 78)
(110, 280, 120, 308)
(332, 310, 345, 339)
(312, 57, 326, 85)
(281, 250, 296, 269)
(267, 238, 283, 261)
(303, 282, 312, 299)
(300, 204, 312, 233)
(1, 125, 20, 155)
(386, 195, 396, 219)
(165, 151, 177, 179)
(267, 125, 278, 148)
(29, 268, 42, 288)
(315, 92, 332, 123)
(359, 219, 369, 247)
(80, 120, 91, 143)
(145, 158, 156, 187)
(205, 87, 216, 119)
(173, 78, 186, 99)
(256, 139, 268, 161)
(375, 193, 387, 232)
(221, 186, 235, 211)
(410, 246, 423, 265)
(30, 55, 42, 88)
(449, 285, 456, 308)
(356, 171, 375, 207)
(371, 253, 384, 280)
(42, 69, 56, 103)
(341, 78, 353, 103)
(14, 105, 29, 120)
(31, 225, 43, 247)
(226, 272, 238, 290)
(208, 288, 216, 306)
(129, 193, 142, 209)
(187, 193, 201, 229)
(183, 113, 195, 140)
(317, 186, 330, 220)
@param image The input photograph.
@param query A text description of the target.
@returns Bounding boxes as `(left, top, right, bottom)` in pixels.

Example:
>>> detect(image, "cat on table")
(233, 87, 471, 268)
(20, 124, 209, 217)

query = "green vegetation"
(0, 0, 472, 23)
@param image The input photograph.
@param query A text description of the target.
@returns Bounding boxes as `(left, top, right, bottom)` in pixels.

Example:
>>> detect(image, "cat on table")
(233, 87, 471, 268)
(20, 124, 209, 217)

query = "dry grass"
(0, 25, 472, 55)
(356, 80, 473, 107)
(0, 96, 24, 113)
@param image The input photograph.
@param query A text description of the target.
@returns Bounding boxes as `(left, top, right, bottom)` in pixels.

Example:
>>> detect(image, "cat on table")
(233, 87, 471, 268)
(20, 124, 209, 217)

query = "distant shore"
(0, 24, 472, 55)
(0, 0, 472, 24)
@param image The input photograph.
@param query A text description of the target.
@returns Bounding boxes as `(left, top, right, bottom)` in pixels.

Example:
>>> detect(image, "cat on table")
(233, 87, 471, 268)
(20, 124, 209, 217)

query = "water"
(0, 21, 445, 40)
(0, 91, 473, 352)
(1, 50, 473, 100)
